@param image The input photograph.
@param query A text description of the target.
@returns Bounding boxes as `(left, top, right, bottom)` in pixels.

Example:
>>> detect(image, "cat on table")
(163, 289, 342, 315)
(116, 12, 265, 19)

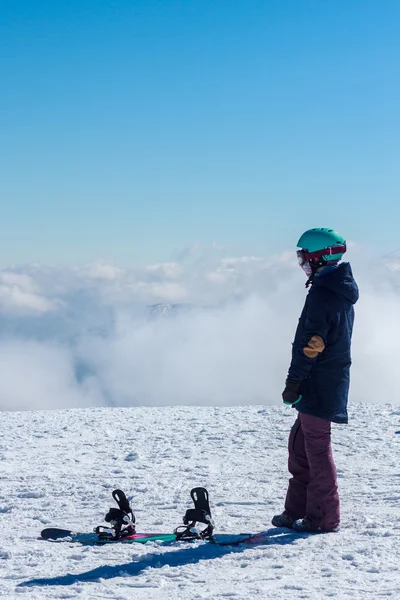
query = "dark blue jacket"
(288, 262, 359, 424)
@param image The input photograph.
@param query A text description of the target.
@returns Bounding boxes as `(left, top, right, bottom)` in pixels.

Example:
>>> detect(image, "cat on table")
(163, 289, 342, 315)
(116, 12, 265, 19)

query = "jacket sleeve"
(287, 289, 332, 381)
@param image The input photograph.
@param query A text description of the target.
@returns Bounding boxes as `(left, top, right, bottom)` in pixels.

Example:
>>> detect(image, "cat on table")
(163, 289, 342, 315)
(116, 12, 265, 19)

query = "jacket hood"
(313, 262, 359, 305)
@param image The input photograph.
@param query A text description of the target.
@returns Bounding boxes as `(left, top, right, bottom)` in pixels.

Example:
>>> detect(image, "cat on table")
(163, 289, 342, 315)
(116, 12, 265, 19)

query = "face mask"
(297, 250, 313, 277)
(301, 261, 313, 277)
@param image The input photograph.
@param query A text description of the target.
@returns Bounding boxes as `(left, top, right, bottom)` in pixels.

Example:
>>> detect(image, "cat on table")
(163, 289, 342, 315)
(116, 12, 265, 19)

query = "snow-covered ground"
(0, 404, 399, 599)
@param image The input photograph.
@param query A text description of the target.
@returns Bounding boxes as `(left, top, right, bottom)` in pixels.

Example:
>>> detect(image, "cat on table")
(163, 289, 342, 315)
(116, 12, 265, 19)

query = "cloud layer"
(0, 246, 399, 410)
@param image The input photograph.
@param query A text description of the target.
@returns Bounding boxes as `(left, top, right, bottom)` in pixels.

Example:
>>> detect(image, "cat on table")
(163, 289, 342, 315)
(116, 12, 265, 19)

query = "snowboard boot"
(292, 517, 340, 534)
(271, 511, 295, 529)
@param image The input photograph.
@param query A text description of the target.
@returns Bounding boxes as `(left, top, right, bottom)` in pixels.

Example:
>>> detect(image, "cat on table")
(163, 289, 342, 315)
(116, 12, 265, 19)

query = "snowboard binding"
(95, 489, 136, 540)
(174, 487, 214, 541)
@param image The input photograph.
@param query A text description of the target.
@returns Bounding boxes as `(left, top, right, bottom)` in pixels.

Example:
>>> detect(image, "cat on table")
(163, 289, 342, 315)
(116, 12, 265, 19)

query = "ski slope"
(0, 404, 399, 599)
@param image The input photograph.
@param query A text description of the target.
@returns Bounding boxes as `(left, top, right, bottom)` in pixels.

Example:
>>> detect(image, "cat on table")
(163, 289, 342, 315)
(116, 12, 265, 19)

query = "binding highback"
(175, 487, 214, 540)
(95, 489, 135, 539)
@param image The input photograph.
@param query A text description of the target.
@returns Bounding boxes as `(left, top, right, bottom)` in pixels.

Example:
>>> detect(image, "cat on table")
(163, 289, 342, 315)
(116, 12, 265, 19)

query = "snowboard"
(40, 527, 270, 547)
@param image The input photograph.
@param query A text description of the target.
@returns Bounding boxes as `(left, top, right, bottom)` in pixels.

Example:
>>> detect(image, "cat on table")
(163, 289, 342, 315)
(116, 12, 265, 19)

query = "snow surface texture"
(0, 405, 399, 599)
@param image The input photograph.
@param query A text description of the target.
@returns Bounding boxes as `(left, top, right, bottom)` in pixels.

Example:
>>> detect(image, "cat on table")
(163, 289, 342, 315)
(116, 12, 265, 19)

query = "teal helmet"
(296, 228, 347, 284)
(297, 228, 346, 263)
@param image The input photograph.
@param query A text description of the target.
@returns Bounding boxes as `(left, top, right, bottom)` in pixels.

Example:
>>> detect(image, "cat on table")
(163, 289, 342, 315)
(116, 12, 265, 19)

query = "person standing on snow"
(273, 228, 359, 533)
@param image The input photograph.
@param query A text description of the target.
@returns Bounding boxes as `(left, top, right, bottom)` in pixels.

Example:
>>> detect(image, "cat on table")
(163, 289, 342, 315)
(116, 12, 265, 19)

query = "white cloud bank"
(0, 247, 399, 410)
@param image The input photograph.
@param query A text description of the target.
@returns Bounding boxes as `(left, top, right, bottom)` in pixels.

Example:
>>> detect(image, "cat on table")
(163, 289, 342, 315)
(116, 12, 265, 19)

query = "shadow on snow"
(20, 529, 302, 588)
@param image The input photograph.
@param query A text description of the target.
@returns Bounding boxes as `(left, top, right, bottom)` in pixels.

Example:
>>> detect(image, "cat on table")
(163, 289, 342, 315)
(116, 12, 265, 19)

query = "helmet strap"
(305, 257, 327, 288)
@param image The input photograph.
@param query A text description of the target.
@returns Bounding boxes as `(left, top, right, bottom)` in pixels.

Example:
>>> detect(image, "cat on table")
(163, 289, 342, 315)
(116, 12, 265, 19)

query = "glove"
(282, 379, 302, 406)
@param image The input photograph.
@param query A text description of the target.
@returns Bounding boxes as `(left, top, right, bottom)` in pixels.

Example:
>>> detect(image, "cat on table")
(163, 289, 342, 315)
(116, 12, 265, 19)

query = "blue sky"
(1, 0, 399, 266)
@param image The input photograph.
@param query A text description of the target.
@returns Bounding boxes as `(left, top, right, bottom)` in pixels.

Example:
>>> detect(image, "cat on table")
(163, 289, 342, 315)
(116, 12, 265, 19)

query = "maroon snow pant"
(284, 412, 340, 531)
